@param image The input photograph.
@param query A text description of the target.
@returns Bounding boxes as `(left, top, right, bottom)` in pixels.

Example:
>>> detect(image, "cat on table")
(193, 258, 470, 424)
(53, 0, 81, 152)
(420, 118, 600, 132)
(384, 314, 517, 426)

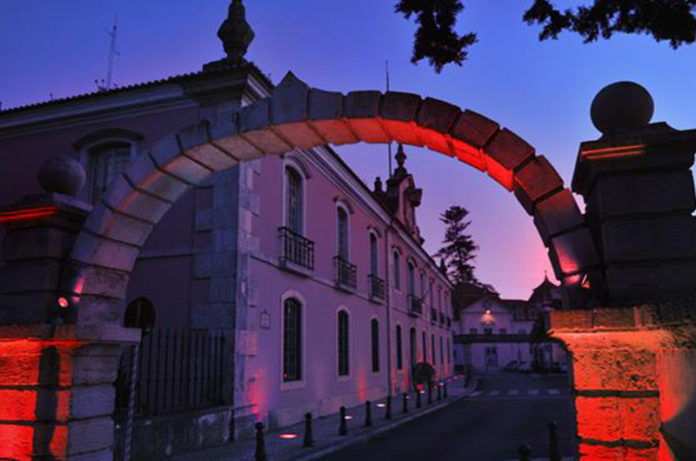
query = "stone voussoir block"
(124, 151, 190, 203)
(82, 204, 154, 247)
(345, 91, 389, 143)
(482, 128, 534, 190)
(533, 189, 585, 244)
(548, 227, 600, 276)
(380, 92, 424, 146)
(449, 109, 499, 149)
(73, 265, 129, 300)
(271, 71, 309, 125)
(178, 121, 239, 171)
(414, 97, 461, 156)
(513, 155, 564, 215)
(210, 117, 264, 162)
(101, 175, 171, 224)
(71, 232, 139, 273)
(308, 89, 357, 146)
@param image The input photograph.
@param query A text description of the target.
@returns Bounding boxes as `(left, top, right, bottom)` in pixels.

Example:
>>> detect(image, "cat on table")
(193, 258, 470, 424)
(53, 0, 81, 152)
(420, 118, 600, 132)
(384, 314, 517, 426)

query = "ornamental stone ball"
(37, 155, 86, 196)
(591, 81, 654, 135)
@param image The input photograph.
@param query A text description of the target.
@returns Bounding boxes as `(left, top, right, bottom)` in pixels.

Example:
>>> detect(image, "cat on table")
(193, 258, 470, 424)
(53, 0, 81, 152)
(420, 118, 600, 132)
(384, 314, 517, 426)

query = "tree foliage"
(396, 0, 696, 72)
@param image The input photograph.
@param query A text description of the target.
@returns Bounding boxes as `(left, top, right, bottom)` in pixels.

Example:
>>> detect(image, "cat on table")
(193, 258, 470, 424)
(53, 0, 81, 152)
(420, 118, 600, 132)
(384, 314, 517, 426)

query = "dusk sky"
(2, 0, 696, 299)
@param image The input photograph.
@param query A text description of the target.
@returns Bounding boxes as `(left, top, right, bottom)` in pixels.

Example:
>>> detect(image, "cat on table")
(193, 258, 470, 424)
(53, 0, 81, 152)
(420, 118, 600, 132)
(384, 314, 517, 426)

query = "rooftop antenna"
(100, 15, 120, 91)
(386, 60, 393, 176)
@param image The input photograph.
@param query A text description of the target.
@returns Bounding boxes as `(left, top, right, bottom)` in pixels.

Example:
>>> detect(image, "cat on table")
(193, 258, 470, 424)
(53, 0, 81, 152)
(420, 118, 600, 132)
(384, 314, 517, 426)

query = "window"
(446, 338, 451, 363)
(285, 166, 304, 234)
(500, 328, 507, 334)
(369, 233, 378, 275)
(470, 328, 478, 334)
(283, 298, 302, 382)
(371, 319, 380, 373)
(410, 327, 417, 366)
(407, 262, 415, 296)
(440, 336, 444, 365)
(338, 310, 350, 376)
(485, 347, 498, 368)
(337, 207, 349, 260)
(422, 332, 427, 363)
(124, 297, 156, 332)
(419, 272, 426, 298)
(431, 334, 436, 365)
(429, 280, 434, 307)
(396, 325, 403, 370)
(393, 251, 401, 290)
(484, 327, 493, 336)
(88, 143, 132, 203)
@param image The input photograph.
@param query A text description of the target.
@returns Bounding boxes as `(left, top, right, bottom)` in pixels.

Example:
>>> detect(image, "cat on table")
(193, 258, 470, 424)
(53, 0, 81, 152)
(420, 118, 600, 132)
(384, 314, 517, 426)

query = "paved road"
(319, 374, 575, 461)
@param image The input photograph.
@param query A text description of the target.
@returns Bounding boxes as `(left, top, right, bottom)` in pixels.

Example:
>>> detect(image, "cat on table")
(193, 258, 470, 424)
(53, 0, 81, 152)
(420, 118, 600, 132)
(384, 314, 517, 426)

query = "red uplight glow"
(0, 206, 58, 223)
(57, 297, 69, 309)
(279, 433, 298, 440)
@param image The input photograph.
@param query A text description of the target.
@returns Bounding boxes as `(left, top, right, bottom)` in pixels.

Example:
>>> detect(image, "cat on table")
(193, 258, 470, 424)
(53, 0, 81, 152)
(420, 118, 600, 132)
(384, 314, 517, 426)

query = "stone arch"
(64, 72, 600, 318)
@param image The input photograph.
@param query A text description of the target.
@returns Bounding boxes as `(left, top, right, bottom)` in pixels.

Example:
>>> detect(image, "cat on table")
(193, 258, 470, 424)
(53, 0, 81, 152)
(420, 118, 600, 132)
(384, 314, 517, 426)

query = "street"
(319, 374, 575, 461)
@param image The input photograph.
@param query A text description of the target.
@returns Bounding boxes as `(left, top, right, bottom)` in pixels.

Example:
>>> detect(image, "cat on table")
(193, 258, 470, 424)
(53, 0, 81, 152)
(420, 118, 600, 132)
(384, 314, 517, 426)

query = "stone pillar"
(572, 82, 696, 305)
(0, 157, 139, 460)
(550, 305, 696, 461)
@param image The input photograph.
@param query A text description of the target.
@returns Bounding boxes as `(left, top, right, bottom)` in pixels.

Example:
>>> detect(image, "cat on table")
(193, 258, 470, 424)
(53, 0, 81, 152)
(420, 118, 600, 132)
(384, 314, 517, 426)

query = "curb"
(287, 378, 480, 461)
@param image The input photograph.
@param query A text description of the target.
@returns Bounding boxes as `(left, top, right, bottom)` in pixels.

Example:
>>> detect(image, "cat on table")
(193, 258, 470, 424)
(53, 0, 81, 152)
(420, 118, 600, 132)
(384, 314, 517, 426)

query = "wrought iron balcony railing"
(368, 274, 385, 300)
(408, 295, 423, 317)
(279, 227, 315, 271)
(334, 256, 357, 290)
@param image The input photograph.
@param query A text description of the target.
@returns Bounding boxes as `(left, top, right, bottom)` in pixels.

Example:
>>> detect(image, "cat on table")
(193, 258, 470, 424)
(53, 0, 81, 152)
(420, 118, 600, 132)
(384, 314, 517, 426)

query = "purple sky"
(2, 1, 696, 299)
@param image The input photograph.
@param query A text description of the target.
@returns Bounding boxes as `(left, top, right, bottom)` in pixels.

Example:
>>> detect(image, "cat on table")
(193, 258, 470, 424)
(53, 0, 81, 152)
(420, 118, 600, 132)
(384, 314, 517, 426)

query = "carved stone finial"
(591, 81, 654, 135)
(217, 0, 255, 65)
(37, 156, 86, 197)
(395, 144, 407, 170)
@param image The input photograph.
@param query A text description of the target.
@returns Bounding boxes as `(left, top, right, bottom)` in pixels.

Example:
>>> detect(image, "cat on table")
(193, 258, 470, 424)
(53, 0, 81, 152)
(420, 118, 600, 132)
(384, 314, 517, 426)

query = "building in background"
(0, 2, 453, 457)
(452, 276, 566, 374)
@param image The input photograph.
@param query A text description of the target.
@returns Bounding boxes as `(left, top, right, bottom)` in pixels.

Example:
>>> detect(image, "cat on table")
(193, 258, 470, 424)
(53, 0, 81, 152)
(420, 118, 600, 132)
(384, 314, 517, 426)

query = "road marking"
(508, 389, 519, 396)
(528, 389, 540, 396)
(489, 390, 500, 397)
(548, 388, 560, 395)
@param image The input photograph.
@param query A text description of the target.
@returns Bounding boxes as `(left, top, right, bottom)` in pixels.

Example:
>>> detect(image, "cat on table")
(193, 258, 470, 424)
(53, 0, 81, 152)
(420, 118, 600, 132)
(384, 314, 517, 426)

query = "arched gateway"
(66, 71, 600, 314)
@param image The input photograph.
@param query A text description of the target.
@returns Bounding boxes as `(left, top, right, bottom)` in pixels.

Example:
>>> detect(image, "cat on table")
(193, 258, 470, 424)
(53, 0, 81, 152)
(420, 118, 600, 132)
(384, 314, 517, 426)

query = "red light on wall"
(57, 298, 69, 309)
(0, 206, 58, 223)
(279, 433, 298, 440)
(581, 144, 647, 160)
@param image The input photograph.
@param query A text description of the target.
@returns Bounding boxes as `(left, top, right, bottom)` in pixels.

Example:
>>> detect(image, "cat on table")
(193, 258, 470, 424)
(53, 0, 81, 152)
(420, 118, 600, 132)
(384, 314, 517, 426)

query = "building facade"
(452, 277, 566, 374)
(0, 3, 453, 456)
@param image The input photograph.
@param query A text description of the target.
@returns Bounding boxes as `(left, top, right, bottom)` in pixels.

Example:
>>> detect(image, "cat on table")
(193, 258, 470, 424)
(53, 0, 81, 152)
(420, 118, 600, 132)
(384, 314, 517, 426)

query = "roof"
(0, 61, 273, 115)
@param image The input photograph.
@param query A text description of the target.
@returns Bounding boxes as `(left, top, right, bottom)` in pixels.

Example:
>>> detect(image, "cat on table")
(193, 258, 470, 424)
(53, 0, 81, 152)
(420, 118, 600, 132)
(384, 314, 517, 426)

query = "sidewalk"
(173, 376, 477, 461)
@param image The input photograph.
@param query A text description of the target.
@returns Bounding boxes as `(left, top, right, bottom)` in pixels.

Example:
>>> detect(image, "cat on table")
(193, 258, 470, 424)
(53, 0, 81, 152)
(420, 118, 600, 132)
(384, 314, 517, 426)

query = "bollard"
(437, 383, 442, 401)
(303, 412, 314, 448)
(402, 392, 409, 413)
(364, 400, 372, 427)
(416, 388, 422, 408)
(254, 422, 268, 461)
(444, 382, 448, 398)
(427, 382, 433, 404)
(339, 406, 348, 435)
(385, 395, 392, 420)
(518, 444, 531, 461)
(549, 421, 561, 461)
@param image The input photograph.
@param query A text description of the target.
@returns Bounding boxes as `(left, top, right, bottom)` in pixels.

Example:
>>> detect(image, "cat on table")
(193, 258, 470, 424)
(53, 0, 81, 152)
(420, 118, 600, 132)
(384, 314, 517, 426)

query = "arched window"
(285, 166, 304, 234)
(336, 206, 349, 261)
(338, 310, 350, 376)
(124, 297, 156, 332)
(371, 318, 380, 373)
(369, 233, 378, 276)
(407, 262, 415, 296)
(432, 334, 437, 365)
(393, 251, 401, 290)
(396, 325, 403, 370)
(419, 271, 426, 298)
(409, 327, 417, 366)
(88, 142, 132, 204)
(429, 279, 434, 307)
(283, 298, 302, 382)
(422, 331, 427, 363)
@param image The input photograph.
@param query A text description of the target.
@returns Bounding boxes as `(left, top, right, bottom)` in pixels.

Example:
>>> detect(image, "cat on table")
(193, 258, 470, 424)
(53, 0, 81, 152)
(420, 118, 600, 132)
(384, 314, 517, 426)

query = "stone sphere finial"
(37, 156, 86, 197)
(591, 81, 654, 135)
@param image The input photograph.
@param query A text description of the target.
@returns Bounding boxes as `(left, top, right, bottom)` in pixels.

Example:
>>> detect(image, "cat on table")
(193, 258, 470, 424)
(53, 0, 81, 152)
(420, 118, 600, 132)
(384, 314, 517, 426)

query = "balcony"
(278, 227, 314, 272)
(334, 256, 357, 291)
(408, 295, 423, 317)
(368, 274, 385, 301)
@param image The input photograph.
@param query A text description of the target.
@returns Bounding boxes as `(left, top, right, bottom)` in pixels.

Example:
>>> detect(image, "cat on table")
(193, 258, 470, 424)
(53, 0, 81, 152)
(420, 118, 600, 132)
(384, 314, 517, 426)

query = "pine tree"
(397, 0, 696, 73)
(435, 205, 477, 285)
